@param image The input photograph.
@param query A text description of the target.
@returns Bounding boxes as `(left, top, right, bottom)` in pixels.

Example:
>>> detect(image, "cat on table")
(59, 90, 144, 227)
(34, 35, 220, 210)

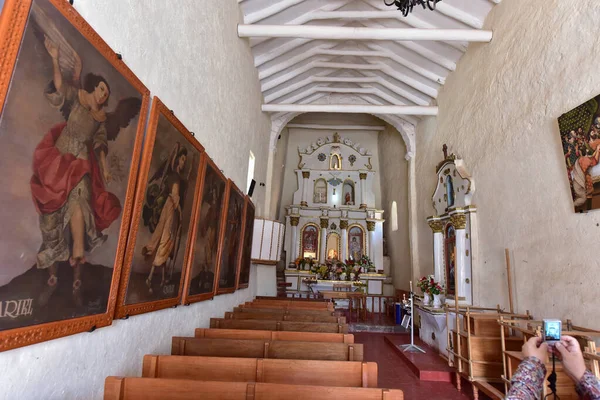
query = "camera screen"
(545, 321, 561, 341)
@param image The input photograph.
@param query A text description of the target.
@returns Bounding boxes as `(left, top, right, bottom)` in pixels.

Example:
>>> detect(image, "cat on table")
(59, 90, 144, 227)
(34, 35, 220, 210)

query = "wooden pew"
(194, 328, 355, 343)
(142, 355, 377, 387)
(210, 318, 348, 333)
(247, 301, 333, 311)
(224, 311, 346, 324)
(255, 296, 327, 302)
(105, 378, 404, 400)
(172, 337, 363, 361)
(234, 306, 336, 316)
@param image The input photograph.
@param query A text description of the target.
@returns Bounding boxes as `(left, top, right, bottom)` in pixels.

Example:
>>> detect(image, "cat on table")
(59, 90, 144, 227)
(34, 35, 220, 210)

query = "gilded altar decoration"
(366, 221, 376, 231)
(289, 216, 300, 226)
(320, 218, 329, 229)
(558, 94, 600, 212)
(116, 98, 203, 318)
(0, 0, 150, 351)
(428, 220, 445, 233)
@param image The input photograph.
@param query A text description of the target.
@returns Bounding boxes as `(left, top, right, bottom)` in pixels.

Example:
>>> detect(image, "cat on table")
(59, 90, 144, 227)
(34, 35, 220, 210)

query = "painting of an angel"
(0, 0, 148, 349)
(183, 158, 228, 303)
(216, 181, 244, 294)
(116, 98, 202, 317)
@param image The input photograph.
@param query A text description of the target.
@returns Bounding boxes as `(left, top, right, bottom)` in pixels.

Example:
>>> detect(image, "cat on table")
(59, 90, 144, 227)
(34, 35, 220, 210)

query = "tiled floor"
(353, 332, 475, 399)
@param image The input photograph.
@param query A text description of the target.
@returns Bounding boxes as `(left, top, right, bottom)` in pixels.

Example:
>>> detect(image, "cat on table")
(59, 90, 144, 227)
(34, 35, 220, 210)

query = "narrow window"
(247, 151, 255, 194)
(391, 201, 399, 232)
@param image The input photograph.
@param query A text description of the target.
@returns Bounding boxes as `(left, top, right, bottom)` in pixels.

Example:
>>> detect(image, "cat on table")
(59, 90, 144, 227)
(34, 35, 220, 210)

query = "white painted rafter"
(262, 103, 439, 116)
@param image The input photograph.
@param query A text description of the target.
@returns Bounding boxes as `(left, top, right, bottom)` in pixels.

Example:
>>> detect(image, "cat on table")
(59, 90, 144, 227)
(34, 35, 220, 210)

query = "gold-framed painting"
(215, 180, 244, 295)
(181, 155, 228, 304)
(115, 97, 203, 318)
(0, 0, 149, 351)
(236, 197, 255, 290)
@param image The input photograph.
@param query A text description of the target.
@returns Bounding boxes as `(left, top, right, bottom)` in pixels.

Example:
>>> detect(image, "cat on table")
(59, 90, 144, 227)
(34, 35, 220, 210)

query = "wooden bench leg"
(456, 373, 461, 391)
(472, 385, 479, 400)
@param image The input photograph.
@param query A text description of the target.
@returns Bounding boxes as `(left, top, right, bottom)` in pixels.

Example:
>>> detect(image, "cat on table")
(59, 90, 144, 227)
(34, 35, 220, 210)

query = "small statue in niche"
(330, 154, 341, 170)
(345, 191, 351, 205)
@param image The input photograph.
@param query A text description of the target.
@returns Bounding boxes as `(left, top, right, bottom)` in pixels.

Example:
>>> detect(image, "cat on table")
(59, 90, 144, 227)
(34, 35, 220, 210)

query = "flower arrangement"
(416, 275, 443, 295)
(357, 255, 375, 272)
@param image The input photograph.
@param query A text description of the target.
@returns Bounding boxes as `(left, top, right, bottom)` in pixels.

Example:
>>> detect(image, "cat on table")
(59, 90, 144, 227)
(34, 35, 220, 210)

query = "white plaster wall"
(415, 0, 600, 326)
(378, 125, 411, 290)
(269, 127, 290, 220)
(0, 0, 269, 398)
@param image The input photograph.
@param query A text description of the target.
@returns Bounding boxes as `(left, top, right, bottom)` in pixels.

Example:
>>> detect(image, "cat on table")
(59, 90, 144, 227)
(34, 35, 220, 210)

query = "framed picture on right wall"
(236, 197, 255, 289)
(558, 94, 600, 212)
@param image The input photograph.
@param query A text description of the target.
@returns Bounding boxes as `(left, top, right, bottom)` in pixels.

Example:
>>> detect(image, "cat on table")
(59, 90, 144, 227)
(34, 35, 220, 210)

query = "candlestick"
(409, 280, 413, 292)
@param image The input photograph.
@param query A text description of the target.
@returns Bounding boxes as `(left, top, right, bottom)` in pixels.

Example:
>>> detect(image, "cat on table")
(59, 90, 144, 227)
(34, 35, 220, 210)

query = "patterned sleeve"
(93, 123, 108, 155)
(575, 370, 600, 400)
(44, 81, 77, 109)
(506, 357, 547, 400)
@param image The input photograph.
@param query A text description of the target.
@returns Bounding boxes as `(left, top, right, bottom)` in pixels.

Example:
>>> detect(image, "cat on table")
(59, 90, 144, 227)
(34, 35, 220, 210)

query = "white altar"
(284, 270, 387, 295)
(416, 305, 448, 354)
(283, 132, 391, 293)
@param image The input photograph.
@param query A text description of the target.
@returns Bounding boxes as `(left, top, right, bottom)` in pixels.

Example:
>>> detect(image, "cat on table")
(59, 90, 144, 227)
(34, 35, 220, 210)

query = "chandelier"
(384, 0, 442, 17)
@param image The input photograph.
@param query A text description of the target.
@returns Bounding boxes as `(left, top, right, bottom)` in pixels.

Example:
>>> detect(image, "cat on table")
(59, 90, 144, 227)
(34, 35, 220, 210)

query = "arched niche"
(330, 153, 342, 170)
(313, 178, 327, 204)
(326, 232, 341, 261)
(444, 224, 456, 295)
(347, 224, 366, 261)
(342, 179, 355, 206)
(300, 223, 320, 261)
(446, 175, 455, 209)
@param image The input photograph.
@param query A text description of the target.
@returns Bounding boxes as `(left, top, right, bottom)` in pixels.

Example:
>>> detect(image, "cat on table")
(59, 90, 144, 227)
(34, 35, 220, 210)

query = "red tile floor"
(353, 332, 488, 400)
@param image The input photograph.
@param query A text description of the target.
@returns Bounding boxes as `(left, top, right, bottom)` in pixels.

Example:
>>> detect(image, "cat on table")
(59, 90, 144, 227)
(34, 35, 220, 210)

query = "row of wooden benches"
(104, 297, 404, 399)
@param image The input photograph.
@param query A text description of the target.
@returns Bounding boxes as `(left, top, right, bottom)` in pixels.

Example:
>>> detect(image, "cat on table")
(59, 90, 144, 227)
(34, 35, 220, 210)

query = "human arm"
(506, 337, 548, 400)
(555, 336, 600, 399)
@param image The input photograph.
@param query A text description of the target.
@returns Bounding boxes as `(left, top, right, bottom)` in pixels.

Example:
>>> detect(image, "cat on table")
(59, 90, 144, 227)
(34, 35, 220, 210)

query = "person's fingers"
(555, 342, 570, 358)
(539, 342, 549, 353)
(561, 336, 582, 353)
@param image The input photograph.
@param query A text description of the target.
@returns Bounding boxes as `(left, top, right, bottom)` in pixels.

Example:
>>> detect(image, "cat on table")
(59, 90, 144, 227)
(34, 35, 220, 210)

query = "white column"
(290, 216, 299, 262)
(301, 171, 310, 207)
(428, 219, 444, 283)
(359, 172, 368, 209)
(340, 220, 348, 262)
(451, 213, 467, 302)
(319, 218, 328, 263)
(367, 221, 376, 262)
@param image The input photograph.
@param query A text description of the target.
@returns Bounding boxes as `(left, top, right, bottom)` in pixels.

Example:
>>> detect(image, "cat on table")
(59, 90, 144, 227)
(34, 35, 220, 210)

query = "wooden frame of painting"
(215, 180, 245, 295)
(0, 0, 149, 351)
(114, 97, 203, 318)
(236, 196, 255, 290)
(181, 155, 228, 304)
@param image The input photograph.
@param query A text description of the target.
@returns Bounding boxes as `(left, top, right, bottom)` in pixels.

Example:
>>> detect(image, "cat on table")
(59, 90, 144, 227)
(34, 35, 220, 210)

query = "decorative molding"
(428, 220, 445, 233)
(289, 216, 300, 226)
(339, 220, 348, 230)
(359, 172, 368, 180)
(302, 171, 310, 179)
(450, 213, 467, 229)
(366, 221, 376, 231)
(320, 218, 329, 229)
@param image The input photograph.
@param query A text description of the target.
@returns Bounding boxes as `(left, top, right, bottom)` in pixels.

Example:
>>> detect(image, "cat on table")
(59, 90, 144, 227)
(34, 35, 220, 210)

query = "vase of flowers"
(344, 259, 355, 281)
(417, 276, 432, 306)
(430, 282, 444, 308)
(357, 255, 375, 273)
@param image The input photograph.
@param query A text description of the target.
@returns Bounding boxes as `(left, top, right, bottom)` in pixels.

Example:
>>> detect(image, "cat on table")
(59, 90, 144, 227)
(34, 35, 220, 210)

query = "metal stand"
(400, 291, 426, 353)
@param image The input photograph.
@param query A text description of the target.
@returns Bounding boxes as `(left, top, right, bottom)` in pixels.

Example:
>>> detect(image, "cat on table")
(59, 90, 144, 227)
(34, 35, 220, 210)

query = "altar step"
(350, 323, 407, 333)
(384, 335, 455, 383)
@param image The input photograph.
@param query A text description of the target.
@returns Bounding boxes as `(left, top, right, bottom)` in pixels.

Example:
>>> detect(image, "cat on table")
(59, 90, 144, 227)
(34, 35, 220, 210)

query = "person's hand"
(555, 336, 587, 383)
(522, 336, 549, 363)
(103, 168, 112, 184)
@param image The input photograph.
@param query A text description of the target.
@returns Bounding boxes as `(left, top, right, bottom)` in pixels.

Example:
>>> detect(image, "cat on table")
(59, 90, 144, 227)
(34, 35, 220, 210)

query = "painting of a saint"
(558, 95, 600, 212)
(216, 181, 245, 294)
(302, 225, 319, 260)
(348, 226, 364, 261)
(116, 98, 202, 317)
(237, 198, 255, 289)
(0, 0, 148, 349)
(183, 158, 227, 302)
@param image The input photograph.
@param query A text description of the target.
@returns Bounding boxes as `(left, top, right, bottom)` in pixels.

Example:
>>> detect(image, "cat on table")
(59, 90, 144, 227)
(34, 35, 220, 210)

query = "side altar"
(282, 133, 390, 296)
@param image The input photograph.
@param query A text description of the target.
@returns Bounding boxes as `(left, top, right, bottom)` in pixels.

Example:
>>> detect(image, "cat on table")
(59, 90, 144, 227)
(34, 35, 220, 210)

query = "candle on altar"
(409, 281, 413, 292)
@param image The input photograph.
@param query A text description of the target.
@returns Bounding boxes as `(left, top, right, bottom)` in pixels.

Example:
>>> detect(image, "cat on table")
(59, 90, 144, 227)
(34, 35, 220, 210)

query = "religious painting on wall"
(216, 181, 244, 295)
(326, 232, 340, 261)
(236, 197, 255, 289)
(181, 156, 228, 304)
(444, 224, 456, 295)
(558, 94, 600, 212)
(0, 0, 149, 351)
(301, 224, 319, 260)
(348, 225, 365, 261)
(115, 98, 202, 318)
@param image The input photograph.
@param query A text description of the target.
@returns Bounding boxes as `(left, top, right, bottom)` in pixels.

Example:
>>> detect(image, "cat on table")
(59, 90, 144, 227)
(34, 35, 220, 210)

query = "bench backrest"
(224, 311, 345, 324)
(171, 337, 363, 361)
(234, 306, 335, 316)
(210, 318, 348, 333)
(255, 296, 327, 302)
(194, 328, 354, 343)
(142, 355, 377, 387)
(248, 301, 333, 310)
(105, 378, 403, 400)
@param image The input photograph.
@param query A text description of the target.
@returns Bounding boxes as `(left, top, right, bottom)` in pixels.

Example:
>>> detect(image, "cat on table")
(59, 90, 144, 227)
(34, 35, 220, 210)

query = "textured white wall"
(269, 127, 290, 220)
(0, 0, 269, 398)
(416, 0, 600, 325)
(378, 125, 411, 290)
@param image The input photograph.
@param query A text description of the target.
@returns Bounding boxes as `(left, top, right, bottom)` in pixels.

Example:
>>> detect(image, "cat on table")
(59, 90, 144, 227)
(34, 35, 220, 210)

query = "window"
(391, 201, 398, 232)
(247, 151, 255, 194)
